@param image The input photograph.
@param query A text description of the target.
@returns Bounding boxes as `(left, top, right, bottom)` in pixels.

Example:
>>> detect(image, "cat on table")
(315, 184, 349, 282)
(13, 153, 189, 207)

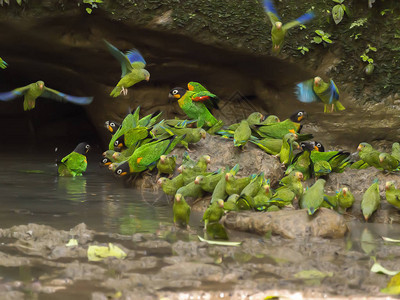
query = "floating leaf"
(66, 239, 78, 247)
(198, 235, 241, 246)
(87, 243, 127, 261)
(332, 4, 344, 24)
(382, 236, 400, 243)
(371, 261, 399, 276)
(381, 273, 400, 295)
(294, 269, 333, 280)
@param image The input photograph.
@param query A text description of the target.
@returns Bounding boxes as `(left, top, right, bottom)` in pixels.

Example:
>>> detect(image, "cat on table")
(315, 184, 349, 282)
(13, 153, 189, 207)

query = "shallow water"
(1, 151, 400, 299)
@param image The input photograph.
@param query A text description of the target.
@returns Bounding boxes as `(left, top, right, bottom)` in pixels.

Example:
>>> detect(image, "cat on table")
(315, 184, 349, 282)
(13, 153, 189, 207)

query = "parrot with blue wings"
(263, 0, 314, 54)
(104, 40, 150, 97)
(295, 77, 345, 113)
(0, 57, 7, 69)
(0, 81, 93, 111)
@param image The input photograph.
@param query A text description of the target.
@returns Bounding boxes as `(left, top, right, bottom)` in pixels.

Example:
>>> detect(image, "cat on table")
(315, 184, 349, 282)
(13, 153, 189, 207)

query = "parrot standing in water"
(300, 179, 326, 215)
(168, 82, 220, 128)
(0, 57, 7, 69)
(263, 0, 315, 54)
(361, 179, 380, 221)
(173, 193, 191, 228)
(203, 199, 225, 230)
(104, 40, 150, 97)
(0, 81, 93, 111)
(296, 77, 344, 113)
(385, 181, 400, 210)
(58, 142, 91, 177)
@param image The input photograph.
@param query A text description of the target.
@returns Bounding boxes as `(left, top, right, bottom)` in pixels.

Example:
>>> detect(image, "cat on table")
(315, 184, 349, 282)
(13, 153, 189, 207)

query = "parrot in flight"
(104, 40, 150, 97)
(0, 81, 93, 111)
(169, 81, 220, 128)
(295, 77, 345, 113)
(0, 57, 7, 69)
(263, 0, 314, 54)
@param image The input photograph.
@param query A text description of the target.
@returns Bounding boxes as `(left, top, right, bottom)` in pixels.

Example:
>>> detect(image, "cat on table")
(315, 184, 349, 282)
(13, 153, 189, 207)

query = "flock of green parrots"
(1, 0, 399, 234)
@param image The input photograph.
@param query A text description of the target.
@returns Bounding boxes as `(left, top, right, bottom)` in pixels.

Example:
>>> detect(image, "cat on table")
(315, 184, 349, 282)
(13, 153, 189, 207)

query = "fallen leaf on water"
(381, 273, 400, 295)
(371, 260, 400, 276)
(87, 243, 127, 261)
(197, 235, 241, 246)
(382, 236, 400, 243)
(66, 239, 78, 247)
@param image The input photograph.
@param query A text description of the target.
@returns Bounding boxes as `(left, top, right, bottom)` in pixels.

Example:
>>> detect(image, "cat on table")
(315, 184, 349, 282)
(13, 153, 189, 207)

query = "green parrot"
(0, 81, 93, 111)
(178, 155, 211, 185)
(361, 179, 380, 221)
(391, 142, 400, 161)
(322, 194, 338, 209)
(263, 0, 315, 54)
(378, 153, 399, 172)
(233, 120, 252, 148)
(109, 108, 141, 150)
(211, 175, 228, 204)
(163, 126, 207, 151)
(306, 141, 351, 173)
(203, 199, 225, 229)
(100, 157, 113, 168)
(228, 112, 265, 130)
(176, 180, 204, 199)
(0, 57, 8, 69)
(279, 171, 304, 198)
(225, 173, 252, 196)
(385, 181, 400, 210)
(173, 193, 191, 228)
(357, 143, 382, 169)
(157, 174, 184, 196)
(286, 142, 314, 180)
(112, 127, 152, 151)
(250, 136, 300, 155)
(168, 82, 220, 128)
(279, 132, 298, 166)
(267, 186, 296, 208)
(237, 173, 265, 208)
(58, 142, 90, 177)
(156, 155, 177, 178)
(252, 111, 309, 140)
(104, 40, 150, 97)
(337, 187, 355, 211)
(114, 135, 184, 176)
(296, 77, 344, 113)
(253, 183, 274, 210)
(224, 194, 240, 211)
(194, 169, 224, 193)
(260, 114, 280, 125)
(300, 179, 326, 215)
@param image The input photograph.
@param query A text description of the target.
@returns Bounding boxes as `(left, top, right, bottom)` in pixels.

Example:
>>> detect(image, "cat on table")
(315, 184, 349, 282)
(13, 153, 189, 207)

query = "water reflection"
(57, 177, 87, 202)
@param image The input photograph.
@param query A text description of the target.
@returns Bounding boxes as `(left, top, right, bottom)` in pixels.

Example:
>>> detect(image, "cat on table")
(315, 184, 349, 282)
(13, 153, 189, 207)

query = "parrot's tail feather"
(295, 11, 315, 24)
(110, 86, 122, 97)
(308, 207, 316, 215)
(263, 0, 279, 16)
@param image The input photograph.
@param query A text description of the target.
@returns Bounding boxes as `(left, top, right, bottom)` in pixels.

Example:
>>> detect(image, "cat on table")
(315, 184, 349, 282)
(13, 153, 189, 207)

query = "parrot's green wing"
(104, 39, 134, 77)
(263, 0, 281, 24)
(282, 12, 315, 30)
(0, 84, 31, 102)
(42, 87, 93, 105)
(0, 57, 7, 69)
(61, 152, 87, 174)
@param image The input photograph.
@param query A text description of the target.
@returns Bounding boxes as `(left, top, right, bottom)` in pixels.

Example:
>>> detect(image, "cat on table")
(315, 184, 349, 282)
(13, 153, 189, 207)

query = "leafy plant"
(312, 30, 332, 46)
(350, 18, 368, 29)
(82, 0, 103, 14)
(332, 0, 350, 25)
(0, 0, 27, 6)
(361, 45, 377, 75)
(297, 46, 309, 55)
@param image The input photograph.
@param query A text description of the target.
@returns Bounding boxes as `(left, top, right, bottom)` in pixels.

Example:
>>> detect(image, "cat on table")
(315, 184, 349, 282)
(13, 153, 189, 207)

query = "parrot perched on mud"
(300, 179, 326, 215)
(58, 142, 90, 177)
(203, 199, 225, 229)
(104, 40, 150, 97)
(295, 77, 344, 113)
(228, 112, 265, 130)
(263, 0, 315, 54)
(112, 127, 152, 151)
(0, 81, 93, 111)
(173, 193, 191, 228)
(391, 142, 400, 161)
(114, 135, 184, 176)
(194, 169, 224, 193)
(178, 154, 211, 185)
(337, 187, 355, 211)
(286, 141, 314, 180)
(0, 57, 7, 69)
(361, 179, 380, 221)
(378, 153, 399, 172)
(168, 82, 220, 128)
(279, 132, 298, 166)
(385, 181, 400, 210)
(233, 120, 252, 148)
(176, 181, 204, 199)
(279, 171, 304, 199)
(163, 126, 207, 151)
(357, 143, 381, 169)
(156, 155, 176, 178)
(157, 174, 184, 196)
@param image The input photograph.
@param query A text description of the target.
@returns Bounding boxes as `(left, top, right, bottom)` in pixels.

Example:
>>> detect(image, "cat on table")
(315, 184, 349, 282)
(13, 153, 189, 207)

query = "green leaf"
(86, 7, 92, 14)
(87, 243, 127, 261)
(197, 235, 242, 246)
(332, 5, 344, 24)
(349, 18, 368, 29)
(16, 0, 21, 5)
(371, 262, 400, 276)
(365, 64, 374, 75)
(315, 30, 325, 36)
(382, 236, 400, 243)
(360, 54, 369, 62)
(66, 239, 78, 247)
(367, 58, 374, 64)
(381, 273, 400, 295)
(342, 4, 351, 17)
(313, 36, 323, 44)
(369, 45, 377, 52)
(322, 37, 333, 44)
(332, 0, 344, 3)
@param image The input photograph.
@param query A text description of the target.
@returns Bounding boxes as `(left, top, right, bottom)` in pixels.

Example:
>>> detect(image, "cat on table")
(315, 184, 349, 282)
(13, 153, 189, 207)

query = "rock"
(223, 208, 348, 239)
(158, 262, 223, 282)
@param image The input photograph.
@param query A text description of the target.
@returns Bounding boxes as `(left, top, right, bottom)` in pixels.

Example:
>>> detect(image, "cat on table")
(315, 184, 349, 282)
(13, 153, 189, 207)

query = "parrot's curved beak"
(357, 145, 362, 151)
(146, 76, 150, 82)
